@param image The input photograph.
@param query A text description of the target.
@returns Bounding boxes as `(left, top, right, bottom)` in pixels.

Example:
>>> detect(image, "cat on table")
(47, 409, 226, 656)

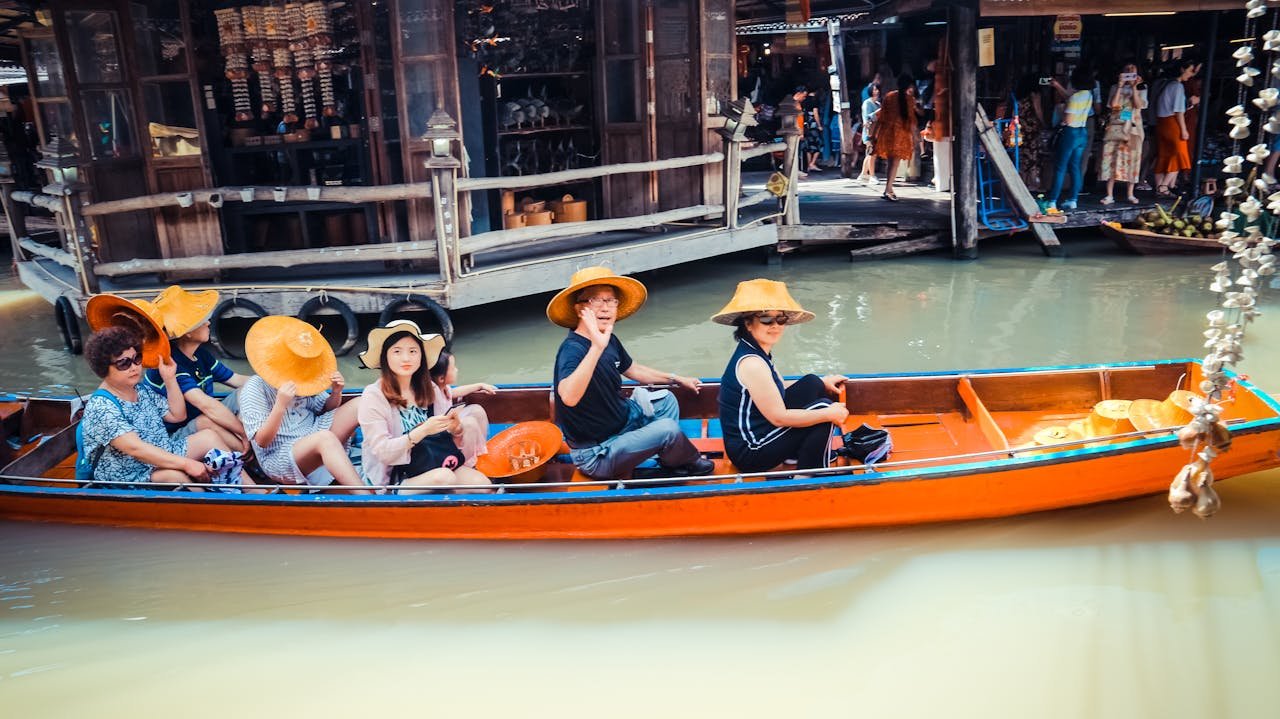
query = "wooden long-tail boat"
(1100, 222, 1223, 255)
(2, 360, 1278, 540)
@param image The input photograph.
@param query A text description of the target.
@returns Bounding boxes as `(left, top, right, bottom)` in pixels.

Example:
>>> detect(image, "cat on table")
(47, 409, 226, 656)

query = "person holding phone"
(1045, 66, 1095, 212)
(357, 320, 491, 493)
(1099, 63, 1147, 205)
(429, 348, 496, 467)
(1153, 59, 1198, 197)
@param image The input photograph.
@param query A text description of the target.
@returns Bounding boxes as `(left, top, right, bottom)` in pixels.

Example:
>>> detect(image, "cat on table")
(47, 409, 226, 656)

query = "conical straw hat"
(1033, 425, 1083, 447)
(1128, 390, 1199, 432)
(710, 278, 815, 325)
(545, 266, 647, 328)
(244, 316, 337, 396)
(359, 319, 446, 370)
(85, 294, 172, 368)
(1067, 399, 1135, 439)
(153, 285, 219, 339)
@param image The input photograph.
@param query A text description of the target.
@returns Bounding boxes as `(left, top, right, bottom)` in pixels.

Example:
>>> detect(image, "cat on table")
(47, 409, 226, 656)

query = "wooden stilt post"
(827, 19, 856, 179)
(779, 96, 803, 226)
(950, 0, 979, 260)
(718, 99, 756, 230)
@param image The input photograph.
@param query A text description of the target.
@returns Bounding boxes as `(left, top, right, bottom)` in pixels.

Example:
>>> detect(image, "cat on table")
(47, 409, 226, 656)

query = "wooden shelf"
(497, 125, 590, 137)
(498, 71, 589, 79)
(227, 137, 364, 154)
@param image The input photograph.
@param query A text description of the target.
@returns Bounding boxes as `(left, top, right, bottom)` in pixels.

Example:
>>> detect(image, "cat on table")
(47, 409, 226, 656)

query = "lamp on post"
(717, 98, 757, 143)
(35, 135, 81, 190)
(776, 96, 802, 225)
(423, 107, 461, 168)
(422, 106, 462, 284)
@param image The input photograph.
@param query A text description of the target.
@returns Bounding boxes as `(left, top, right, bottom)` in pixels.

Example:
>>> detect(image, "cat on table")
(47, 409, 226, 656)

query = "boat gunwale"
(3, 358, 1277, 507)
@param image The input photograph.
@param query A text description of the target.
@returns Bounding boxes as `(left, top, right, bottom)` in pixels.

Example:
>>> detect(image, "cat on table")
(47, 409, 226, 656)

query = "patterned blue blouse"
(81, 388, 186, 485)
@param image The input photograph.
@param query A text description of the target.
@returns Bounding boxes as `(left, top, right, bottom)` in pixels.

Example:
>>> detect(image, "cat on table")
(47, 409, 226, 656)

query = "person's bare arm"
(737, 357, 847, 428)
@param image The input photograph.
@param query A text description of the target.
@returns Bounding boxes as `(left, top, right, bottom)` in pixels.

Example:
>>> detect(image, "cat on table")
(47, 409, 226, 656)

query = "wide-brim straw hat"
(710, 278, 816, 325)
(245, 316, 337, 396)
(473, 421, 564, 483)
(1129, 390, 1198, 432)
(359, 319, 446, 370)
(85, 294, 172, 368)
(153, 285, 219, 339)
(545, 266, 648, 329)
(1068, 399, 1135, 439)
(1033, 425, 1083, 447)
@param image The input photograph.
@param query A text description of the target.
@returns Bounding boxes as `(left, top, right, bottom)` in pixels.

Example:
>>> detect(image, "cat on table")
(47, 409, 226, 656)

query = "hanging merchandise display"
(304, 1, 339, 118)
(242, 4, 276, 117)
(266, 4, 296, 124)
(1169, 0, 1277, 519)
(287, 2, 319, 129)
(215, 7, 253, 122)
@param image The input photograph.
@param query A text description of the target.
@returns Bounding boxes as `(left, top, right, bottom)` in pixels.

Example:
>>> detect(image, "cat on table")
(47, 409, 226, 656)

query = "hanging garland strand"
(1171, 0, 1278, 518)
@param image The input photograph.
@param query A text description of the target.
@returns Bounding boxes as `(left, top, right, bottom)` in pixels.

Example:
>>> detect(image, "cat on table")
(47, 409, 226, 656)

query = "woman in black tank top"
(712, 280, 850, 473)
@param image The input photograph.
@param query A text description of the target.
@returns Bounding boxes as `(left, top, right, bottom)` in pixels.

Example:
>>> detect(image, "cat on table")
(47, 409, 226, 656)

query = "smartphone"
(1038, 77, 1053, 86)
(1120, 72, 1137, 83)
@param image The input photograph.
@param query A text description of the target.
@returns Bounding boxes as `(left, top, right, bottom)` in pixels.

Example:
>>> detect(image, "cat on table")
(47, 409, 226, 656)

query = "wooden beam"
(18, 237, 77, 269)
(460, 204, 724, 256)
(741, 144, 782, 161)
(849, 233, 948, 261)
(778, 224, 902, 243)
(950, 1, 980, 259)
(456, 153, 725, 193)
(93, 241, 440, 278)
(975, 106, 1063, 255)
(80, 183, 436, 217)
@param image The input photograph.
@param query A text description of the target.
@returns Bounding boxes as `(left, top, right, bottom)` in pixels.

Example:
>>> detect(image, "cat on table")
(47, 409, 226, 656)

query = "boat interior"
(2, 361, 1277, 492)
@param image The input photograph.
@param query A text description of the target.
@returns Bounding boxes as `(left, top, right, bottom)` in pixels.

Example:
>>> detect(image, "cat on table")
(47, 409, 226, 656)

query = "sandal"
(1126, 196, 1140, 204)
(1099, 196, 1115, 205)
(882, 192, 899, 202)
(1155, 185, 1175, 198)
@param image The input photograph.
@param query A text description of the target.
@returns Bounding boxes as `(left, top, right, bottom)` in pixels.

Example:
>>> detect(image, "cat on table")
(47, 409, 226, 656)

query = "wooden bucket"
(525, 210, 554, 226)
(501, 190, 516, 215)
(552, 194, 588, 223)
(521, 198, 547, 213)
(503, 212, 527, 230)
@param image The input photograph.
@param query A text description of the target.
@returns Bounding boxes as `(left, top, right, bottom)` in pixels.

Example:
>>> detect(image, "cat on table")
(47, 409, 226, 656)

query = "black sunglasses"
(754, 313, 791, 326)
(111, 353, 143, 371)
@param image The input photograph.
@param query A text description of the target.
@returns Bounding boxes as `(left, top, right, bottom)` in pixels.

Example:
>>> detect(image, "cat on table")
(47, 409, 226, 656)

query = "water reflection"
(1, 238, 1279, 717)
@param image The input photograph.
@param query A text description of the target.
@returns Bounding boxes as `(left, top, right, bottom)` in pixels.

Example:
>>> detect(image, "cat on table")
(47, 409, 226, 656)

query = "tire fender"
(378, 294, 454, 346)
(297, 295, 360, 356)
(54, 295, 83, 355)
(209, 297, 267, 359)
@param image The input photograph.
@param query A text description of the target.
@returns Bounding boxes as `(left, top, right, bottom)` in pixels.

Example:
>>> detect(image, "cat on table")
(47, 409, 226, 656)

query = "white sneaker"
(867, 177, 880, 187)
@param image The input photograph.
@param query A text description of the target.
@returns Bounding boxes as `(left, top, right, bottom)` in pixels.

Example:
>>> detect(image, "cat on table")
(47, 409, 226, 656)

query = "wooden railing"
(7, 122, 794, 289)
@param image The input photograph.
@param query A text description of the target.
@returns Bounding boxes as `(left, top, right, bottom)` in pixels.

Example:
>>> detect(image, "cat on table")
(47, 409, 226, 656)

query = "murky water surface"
(2, 237, 1279, 717)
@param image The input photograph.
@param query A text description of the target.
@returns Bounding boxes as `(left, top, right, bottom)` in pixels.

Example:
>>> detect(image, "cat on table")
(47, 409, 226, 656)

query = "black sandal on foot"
(882, 192, 899, 202)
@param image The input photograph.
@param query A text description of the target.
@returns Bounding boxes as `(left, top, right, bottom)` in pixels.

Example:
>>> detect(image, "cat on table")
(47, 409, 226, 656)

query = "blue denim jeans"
(568, 391, 700, 480)
(1048, 126, 1088, 205)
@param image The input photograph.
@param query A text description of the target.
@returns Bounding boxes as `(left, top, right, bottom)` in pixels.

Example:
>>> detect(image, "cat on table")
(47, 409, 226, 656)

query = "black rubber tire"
(209, 297, 267, 359)
(54, 295, 82, 355)
(296, 295, 359, 356)
(378, 294, 454, 346)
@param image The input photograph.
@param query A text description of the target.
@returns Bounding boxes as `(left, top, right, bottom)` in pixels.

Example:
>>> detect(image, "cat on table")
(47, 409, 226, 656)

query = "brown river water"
(2, 236, 1279, 717)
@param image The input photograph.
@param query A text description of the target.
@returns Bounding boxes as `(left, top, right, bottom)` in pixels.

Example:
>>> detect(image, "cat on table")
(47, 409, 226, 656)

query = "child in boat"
(357, 320, 491, 493)
(428, 348, 495, 467)
(143, 286, 250, 452)
(712, 279, 850, 473)
(80, 326, 230, 488)
(236, 316, 370, 494)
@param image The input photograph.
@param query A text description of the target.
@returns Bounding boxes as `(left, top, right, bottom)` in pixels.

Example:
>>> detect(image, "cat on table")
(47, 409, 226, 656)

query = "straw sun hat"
(545, 266, 648, 329)
(1067, 399, 1135, 439)
(1128, 390, 1198, 432)
(153, 285, 219, 339)
(710, 278, 816, 326)
(245, 316, 337, 396)
(359, 319, 446, 370)
(85, 294, 171, 368)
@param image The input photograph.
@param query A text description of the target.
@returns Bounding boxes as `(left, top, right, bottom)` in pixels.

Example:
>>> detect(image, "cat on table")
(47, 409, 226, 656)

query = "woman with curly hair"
(80, 326, 232, 487)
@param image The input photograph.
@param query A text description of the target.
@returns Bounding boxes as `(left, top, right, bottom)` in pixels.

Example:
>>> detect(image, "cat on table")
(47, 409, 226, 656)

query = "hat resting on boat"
(473, 421, 564, 483)
(546, 266, 648, 329)
(1032, 425, 1083, 447)
(153, 285, 219, 339)
(711, 278, 816, 326)
(245, 316, 337, 396)
(1068, 399, 1135, 439)
(1128, 390, 1198, 432)
(359, 319, 446, 371)
(85, 294, 171, 368)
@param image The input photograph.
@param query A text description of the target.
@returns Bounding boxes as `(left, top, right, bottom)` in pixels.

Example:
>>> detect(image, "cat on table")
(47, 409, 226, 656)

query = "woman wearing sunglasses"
(80, 327, 233, 488)
(712, 279, 850, 474)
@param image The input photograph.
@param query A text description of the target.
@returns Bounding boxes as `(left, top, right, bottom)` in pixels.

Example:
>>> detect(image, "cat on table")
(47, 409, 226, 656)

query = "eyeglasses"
(111, 353, 143, 371)
(577, 296, 620, 308)
(754, 313, 791, 326)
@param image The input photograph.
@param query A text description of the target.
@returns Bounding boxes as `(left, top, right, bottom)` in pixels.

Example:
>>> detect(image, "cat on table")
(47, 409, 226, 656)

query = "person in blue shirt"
(143, 286, 250, 451)
(548, 267, 714, 481)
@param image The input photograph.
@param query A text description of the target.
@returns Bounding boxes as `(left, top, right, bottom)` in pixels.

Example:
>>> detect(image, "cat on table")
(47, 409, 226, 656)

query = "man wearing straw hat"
(143, 286, 250, 452)
(548, 267, 714, 480)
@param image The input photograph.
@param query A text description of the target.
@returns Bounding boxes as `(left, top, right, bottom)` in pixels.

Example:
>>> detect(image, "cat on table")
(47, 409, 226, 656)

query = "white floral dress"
(81, 387, 186, 485)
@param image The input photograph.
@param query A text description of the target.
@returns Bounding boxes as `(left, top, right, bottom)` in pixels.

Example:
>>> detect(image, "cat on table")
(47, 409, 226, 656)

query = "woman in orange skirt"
(872, 73, 919, 202)
(1153, 60, 1198, 197)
